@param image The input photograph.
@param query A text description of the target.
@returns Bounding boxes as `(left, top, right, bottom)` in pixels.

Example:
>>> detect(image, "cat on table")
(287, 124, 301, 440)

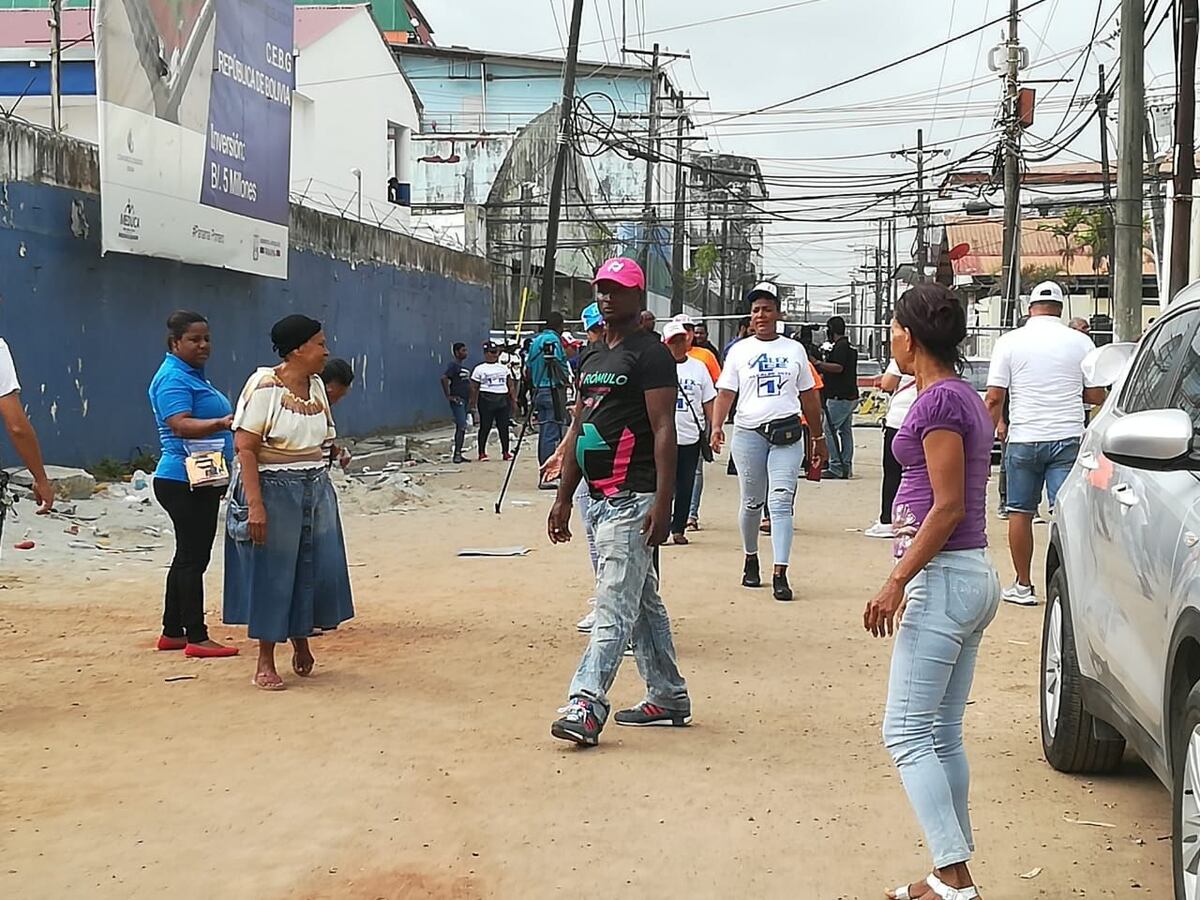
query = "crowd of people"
(31, 247, 1098, 899)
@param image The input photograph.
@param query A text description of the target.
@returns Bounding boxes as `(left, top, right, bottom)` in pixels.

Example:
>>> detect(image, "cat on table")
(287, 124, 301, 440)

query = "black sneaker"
(773, 572, 793, 602)
(742, 555, 761, 588)
(452, 455, 468, 464)
(614, 701, 692, 727)
(551, 699, 601, 746)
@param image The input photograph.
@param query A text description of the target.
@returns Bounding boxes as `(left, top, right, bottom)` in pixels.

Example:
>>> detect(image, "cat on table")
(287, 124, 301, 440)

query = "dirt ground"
(1, 435, 1174, 899)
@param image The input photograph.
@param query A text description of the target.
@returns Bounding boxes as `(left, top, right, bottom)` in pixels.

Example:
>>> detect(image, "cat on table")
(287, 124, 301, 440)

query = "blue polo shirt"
(148, 353, 234, 483)
(527, 330, 567, 389)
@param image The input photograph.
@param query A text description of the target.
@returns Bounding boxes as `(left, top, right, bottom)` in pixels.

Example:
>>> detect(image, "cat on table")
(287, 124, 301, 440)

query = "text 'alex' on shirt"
(985, 315, 1103, 444)
(716, 335, 817, 430)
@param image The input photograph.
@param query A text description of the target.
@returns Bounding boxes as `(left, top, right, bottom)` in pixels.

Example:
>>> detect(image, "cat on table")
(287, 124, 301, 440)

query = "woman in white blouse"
(224, 315, 354, 690)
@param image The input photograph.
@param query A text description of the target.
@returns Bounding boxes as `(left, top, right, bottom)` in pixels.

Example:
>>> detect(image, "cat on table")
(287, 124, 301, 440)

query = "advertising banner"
(95, 0, 294, 278)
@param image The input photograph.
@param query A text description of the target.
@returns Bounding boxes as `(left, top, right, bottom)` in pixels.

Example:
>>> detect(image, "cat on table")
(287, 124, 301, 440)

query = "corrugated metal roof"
(944, 216, 1156, 277)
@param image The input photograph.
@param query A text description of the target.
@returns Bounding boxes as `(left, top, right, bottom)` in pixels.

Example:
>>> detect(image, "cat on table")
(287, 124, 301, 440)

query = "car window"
(1120, 312, 1200, 414)
(961, 360, 990, 392)
(859, 360, 882, 377)
(1168, 319, 1200, 430)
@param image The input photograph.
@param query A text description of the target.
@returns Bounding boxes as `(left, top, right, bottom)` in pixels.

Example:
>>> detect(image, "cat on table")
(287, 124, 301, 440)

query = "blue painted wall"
(0, 60, 95, 95)
(0, 180, 492, 467)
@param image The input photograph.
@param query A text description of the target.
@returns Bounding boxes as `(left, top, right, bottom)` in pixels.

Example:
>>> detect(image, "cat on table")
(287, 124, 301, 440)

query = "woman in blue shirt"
(148, 311, 238, 658)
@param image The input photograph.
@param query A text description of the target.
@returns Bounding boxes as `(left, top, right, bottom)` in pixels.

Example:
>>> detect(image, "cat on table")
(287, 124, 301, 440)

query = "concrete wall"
(0, 119, 492, 467)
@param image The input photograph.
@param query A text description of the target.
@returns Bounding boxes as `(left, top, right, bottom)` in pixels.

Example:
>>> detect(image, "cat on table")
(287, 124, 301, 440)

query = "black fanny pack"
(757, 414, 805, 446)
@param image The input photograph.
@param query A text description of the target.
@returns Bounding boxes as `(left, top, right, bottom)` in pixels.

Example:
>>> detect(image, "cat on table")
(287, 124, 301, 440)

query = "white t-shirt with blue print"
(717, 335, 816, 429)
(674, 356, 716, 445)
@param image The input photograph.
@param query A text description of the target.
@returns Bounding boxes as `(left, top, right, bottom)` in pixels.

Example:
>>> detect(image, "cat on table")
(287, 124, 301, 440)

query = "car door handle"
(1112, 483, 1138, 507)
(1078, 451, 1099, 471)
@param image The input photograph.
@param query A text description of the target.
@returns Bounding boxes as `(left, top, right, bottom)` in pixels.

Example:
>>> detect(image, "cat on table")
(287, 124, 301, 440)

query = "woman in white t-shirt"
(865, 360, 919, 539)
(711, 283, 828, 601)
(470, 342, 517, 461)
(663, 323, 716, 545)
(224, 315, 354, 691)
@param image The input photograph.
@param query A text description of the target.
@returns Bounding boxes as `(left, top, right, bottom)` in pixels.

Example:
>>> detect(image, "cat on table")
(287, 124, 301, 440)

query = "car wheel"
(1040, 567, 1126, 772)
(1174, 683, 1200, 899)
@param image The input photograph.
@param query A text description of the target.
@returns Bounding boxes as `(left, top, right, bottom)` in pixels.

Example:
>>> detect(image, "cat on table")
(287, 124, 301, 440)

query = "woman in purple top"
(865, 284, 1001, 900)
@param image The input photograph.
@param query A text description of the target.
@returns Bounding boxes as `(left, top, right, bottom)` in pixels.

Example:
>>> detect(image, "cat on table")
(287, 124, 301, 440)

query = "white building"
(0, 3, 420, 230)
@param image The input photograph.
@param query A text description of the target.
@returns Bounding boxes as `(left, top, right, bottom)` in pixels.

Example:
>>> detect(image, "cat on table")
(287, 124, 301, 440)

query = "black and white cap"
(1030, 281, 1065, 305)
(746, 281, 779, 303)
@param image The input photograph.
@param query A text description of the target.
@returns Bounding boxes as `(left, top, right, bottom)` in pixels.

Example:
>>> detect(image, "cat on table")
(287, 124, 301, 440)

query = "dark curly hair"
(894, 283, 967, 372)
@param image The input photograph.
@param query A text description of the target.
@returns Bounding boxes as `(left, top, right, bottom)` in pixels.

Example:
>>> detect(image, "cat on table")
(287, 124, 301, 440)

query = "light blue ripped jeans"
(573, 478, 599, 574)
(568, 492, 689, 725)
(730, 426, 805, 566)
(883, 548, 1001, 868)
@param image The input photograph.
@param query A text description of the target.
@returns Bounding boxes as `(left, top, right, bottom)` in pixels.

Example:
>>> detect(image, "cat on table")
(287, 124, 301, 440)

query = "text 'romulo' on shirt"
(575, 330, 677, 498)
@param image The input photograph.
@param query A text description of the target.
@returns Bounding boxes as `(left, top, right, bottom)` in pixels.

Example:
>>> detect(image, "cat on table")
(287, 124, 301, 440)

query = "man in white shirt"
(985, 282, 1105, 605)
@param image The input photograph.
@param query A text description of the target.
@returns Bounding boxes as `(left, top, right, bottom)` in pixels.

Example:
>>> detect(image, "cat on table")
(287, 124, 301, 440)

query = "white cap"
(671, 313, 695, 326)
(1030, 281, 1065, 304)
(662, 321, 689, 342)
(747, 281, 779, 302)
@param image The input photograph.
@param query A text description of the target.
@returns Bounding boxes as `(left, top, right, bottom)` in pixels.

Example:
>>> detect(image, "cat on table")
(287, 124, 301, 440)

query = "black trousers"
(477, 394, 512, 455)
(153, 479, 224, 642)
(880, 426, 903, 524)
(672, 442, 702, 535)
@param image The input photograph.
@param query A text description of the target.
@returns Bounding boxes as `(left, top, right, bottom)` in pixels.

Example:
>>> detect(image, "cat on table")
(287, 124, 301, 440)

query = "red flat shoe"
(156, 636, 187, 651)
(185, 643, 240, 658)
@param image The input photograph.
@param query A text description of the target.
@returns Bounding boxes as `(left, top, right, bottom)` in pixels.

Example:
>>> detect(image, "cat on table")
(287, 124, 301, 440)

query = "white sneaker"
(1001, 582, 1037, 606)
(863, 521, 894, 539)
(576, 609, 596, 632)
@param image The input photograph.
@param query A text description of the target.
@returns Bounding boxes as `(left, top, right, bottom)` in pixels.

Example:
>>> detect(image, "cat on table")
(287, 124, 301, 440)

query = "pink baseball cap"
(592, 257, 645, 290)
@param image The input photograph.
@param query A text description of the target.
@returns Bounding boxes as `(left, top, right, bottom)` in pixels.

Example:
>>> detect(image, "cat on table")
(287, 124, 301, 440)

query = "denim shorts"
(1003, 438, 1081, 514)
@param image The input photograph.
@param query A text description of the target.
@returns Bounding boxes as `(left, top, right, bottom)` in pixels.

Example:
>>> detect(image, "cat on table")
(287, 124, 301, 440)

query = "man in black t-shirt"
(815, 316, 859, 479)
(440, 342, 472, 464)
(548, 257, 691, 747)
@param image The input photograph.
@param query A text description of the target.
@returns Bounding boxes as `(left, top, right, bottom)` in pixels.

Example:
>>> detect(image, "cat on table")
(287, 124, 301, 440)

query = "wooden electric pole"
(1114, 0, 1146, 340)
(538, 0, 584, 321)
(1097, 64, 1115, 304)
(999, 0, 1023, 326)
(670, 90, 687, 316)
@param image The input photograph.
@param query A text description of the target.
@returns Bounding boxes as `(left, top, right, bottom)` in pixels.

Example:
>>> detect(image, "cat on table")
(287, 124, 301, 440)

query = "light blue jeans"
(568, 492, 689, 725)
(689, 457, 704, 521)
(573, 478, 599, 574)
(730, 426, 805, 566)
(824, 398, 856, 478)
(883, 548, 1001, 868)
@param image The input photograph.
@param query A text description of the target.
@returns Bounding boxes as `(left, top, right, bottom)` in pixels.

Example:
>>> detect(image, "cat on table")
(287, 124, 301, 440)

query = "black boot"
(773, 570, 793, 602)
(742, 554, 761, 588)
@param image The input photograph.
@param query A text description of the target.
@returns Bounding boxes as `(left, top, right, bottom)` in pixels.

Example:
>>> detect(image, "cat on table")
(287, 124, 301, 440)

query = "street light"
(349, 167, 362, 221)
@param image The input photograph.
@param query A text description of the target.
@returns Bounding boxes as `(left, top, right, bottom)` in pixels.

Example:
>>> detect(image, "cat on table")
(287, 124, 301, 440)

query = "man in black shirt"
(548, 257, 690, 747)
(815, 316, 858, 479)
(440, 342, 471, 464)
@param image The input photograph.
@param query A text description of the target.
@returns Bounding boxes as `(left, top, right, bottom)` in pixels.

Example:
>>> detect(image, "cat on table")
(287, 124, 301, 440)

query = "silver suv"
(1042, 286, 1200, 897)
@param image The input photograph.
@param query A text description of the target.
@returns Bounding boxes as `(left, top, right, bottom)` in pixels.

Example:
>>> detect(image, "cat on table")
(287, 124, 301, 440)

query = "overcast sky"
(427, 0, 1177, 307)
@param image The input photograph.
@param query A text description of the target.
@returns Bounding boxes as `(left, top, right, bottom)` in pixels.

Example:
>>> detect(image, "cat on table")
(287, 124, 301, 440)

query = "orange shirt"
(688, 346, 721, 384)
(801, 363, 824, 425)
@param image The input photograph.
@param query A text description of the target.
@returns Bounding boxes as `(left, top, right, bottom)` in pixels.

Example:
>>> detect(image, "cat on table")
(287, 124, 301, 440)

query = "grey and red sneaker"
(614, 702, 691, 727)
(551, 699, 601, 746)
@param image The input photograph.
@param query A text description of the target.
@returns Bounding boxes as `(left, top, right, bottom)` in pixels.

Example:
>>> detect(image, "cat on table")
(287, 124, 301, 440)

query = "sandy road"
(0, 437, 1173, 899)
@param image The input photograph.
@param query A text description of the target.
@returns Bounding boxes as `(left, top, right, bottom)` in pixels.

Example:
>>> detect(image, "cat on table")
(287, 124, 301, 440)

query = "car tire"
(1040, 567, 1126, 773)
(1173, 683, 1200, 899)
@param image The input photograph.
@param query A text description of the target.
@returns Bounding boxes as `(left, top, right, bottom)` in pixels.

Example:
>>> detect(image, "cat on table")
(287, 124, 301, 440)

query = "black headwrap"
(271, 314, 322, 358)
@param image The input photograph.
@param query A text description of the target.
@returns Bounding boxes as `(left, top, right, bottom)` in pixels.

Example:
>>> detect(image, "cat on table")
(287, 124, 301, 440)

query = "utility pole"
(519, 183, 533, 319)
(875, 219, 884, 357)
(1170, 0, 1198, 300)
(1145, 109, 1168, 300)
(1096, 64, 1114, 305)
(915, 129, 927, 276)
(49, 0, 62, 131)
(670, 90, 687, 316)
(640, 44, 661, 274)
(1114, 0, 1145, 341)
(999, 0, 1023, 327)
(538, 0, 584, 321)
(719, 217, 730, 323)
(803, 283, 810, 323)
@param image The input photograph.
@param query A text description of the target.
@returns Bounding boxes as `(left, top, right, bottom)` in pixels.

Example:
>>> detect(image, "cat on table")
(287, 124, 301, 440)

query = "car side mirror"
(1082, 342, 1137, 387)
(1102, 408, 1200, 471)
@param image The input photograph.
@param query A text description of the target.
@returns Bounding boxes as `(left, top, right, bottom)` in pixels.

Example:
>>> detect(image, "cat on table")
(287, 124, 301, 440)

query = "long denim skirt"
(224, 468, 354, 643)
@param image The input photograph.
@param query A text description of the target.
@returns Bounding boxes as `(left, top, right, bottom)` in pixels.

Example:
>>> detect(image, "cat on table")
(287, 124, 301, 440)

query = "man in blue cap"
(526, 311, 570, 465)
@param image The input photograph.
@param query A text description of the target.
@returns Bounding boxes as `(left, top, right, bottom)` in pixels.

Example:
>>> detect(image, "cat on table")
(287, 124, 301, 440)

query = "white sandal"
(925, 873, 979, 899)
(888, 883, 921, 900)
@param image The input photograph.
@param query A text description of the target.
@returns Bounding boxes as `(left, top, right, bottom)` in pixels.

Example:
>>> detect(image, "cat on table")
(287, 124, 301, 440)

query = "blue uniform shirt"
(527, 330, 567, 389)
(149, 353, 234, 483)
